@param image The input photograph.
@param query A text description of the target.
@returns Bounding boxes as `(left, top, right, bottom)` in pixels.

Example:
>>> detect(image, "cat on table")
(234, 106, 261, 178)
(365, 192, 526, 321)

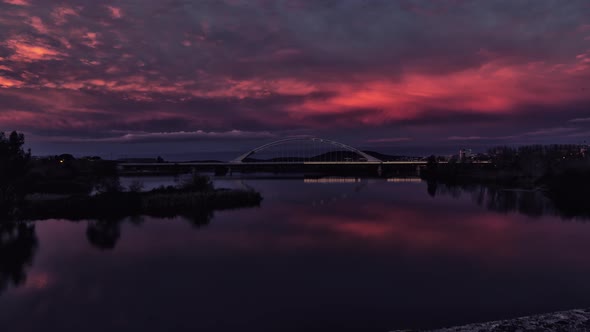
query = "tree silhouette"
(426, 180, 438, 197)
(0, 131, 31, 220)
(184, 209, 214, 228)
(86, 220, 122, 250)
(426, 155, 438, 170)
(0, 222, 39, 295)
(0, 131, 30, 177)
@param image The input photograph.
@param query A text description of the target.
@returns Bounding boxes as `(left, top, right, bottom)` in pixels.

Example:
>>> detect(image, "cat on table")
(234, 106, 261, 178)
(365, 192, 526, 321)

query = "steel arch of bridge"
(230, 137, 382, 163)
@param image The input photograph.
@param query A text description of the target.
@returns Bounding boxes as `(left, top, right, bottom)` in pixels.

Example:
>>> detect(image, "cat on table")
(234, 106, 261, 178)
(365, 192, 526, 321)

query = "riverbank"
(421, 163, 590, 218)
(420, 163, 540, 188)
(421, 158, 590, 188)
(393, 308, 590, 331)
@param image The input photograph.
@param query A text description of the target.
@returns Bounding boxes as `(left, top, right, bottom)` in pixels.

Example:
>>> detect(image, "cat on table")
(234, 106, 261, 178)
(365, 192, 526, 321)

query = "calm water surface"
(2, 177, 590, 331)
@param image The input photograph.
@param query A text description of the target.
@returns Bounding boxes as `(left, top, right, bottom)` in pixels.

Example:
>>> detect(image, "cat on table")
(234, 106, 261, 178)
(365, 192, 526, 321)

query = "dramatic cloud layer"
(1, 0, 590, 156)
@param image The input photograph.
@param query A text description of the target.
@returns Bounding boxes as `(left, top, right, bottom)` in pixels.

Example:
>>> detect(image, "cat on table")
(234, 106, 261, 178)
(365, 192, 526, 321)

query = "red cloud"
(4, 37, 66, 62)
(106, 6, 123, 19)
(0, 76, 24, 87)
(29, 17, 49, 34)
(2, 0, 29, 5)
(83, 32, 100, 48)
(290, 57, 590, 124)
(52, 6, 79, 25)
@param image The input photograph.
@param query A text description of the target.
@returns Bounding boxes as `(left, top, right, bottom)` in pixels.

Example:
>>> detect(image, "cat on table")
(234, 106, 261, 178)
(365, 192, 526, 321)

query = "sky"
(1, 0, 590, 159)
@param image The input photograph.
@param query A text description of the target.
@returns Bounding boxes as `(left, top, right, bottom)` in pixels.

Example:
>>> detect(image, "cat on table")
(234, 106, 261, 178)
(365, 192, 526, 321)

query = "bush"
(128, 180, 144, 193)
(94, 177, 123, 194)
(180, 173, 214, 192)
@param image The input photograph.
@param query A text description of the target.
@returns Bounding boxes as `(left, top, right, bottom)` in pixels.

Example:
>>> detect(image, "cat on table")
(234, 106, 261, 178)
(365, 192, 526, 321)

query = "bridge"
(118, 136, 440, 176)
(230, 137, 382, 163)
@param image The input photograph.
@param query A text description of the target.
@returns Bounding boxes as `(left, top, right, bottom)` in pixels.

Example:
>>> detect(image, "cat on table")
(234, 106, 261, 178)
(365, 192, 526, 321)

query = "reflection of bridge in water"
(119, 136, 460, 176)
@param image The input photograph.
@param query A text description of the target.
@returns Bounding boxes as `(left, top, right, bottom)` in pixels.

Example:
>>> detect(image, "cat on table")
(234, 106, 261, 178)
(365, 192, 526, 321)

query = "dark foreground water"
(2, 177, 590, 332)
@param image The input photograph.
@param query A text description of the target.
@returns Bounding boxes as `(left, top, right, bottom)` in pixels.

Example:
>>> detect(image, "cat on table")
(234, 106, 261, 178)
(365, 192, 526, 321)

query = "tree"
(0, 222, 39, 294)
(127, 180, 144, 193)
(181, 173, 214, 192)
(0, 131, 31, 179)
(86, 220, 121, 250)
(426, 155, 438, 170)
(0, 131, 31, 219)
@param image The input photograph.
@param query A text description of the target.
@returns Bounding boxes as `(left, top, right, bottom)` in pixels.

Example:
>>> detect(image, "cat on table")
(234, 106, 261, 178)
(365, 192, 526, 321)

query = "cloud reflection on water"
(3, 180, 590, 331)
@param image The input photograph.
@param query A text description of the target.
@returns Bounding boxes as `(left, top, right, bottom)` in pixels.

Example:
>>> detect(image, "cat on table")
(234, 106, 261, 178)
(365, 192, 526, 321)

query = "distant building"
(581, 145, 588, 158)
(459, 148, 472, 161)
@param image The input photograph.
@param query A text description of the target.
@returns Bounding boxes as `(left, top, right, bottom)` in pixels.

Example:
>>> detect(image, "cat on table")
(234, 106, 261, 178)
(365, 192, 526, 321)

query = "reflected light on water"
(386, 177, 422, 183)
(303, 177, 361, 183)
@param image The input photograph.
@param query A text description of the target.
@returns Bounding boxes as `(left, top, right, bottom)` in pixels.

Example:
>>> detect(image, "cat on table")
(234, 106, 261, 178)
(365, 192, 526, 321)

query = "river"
(1, 176, 590, 331)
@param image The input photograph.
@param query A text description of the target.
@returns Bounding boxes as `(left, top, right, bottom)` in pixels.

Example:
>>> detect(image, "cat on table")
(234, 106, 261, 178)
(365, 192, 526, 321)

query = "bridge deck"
(119, 161, 490, 167)
(119, 161, 432, 167)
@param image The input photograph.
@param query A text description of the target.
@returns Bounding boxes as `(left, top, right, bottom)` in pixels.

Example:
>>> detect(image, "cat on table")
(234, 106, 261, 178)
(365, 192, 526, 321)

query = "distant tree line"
(423, 143, 590, 217)
(487, 144, 587, 177)
(0, 131, 122, 219)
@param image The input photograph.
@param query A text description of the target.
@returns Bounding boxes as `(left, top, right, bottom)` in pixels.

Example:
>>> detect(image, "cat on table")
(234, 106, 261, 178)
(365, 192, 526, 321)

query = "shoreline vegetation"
(17, 187, 263, 222)
(421, 144, 590, 188)
(0, 131, 262, 222)
(420, 144, 590, 218)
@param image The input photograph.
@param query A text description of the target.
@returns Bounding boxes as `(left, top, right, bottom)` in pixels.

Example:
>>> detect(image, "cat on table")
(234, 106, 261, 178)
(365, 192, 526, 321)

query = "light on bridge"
(304, 177, 362, 184)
